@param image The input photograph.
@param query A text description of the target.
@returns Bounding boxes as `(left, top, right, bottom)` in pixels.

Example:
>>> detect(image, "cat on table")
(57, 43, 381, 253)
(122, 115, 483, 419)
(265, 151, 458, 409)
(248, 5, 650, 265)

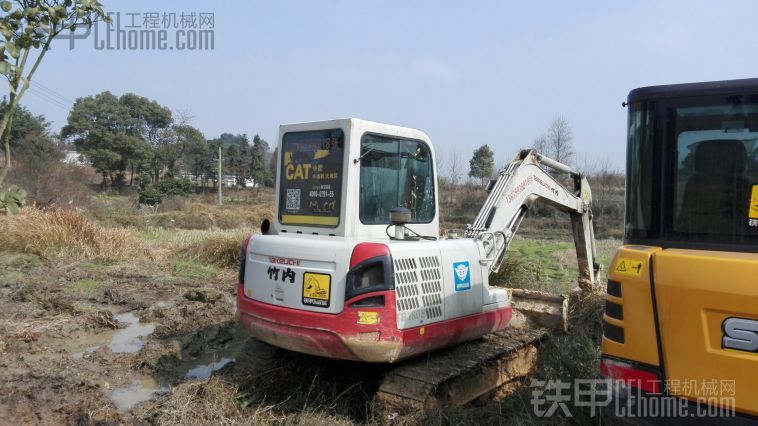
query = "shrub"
(0, 184, 26, 214)
(7, 160, 96, 209)
(138, 186, 163, 208)
(137, 172, 163, 208)
(0, 207, 148, 260)
(157, 174, 193, 196)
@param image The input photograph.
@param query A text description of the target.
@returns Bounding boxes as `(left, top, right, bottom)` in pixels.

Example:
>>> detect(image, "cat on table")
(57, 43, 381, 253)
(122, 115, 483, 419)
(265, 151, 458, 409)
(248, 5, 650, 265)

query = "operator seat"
(679, 139, 751, 235)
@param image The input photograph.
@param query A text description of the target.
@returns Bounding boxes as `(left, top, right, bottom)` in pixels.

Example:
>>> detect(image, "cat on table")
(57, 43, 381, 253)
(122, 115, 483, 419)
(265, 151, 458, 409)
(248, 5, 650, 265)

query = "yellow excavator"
(602, 78, 758, 422)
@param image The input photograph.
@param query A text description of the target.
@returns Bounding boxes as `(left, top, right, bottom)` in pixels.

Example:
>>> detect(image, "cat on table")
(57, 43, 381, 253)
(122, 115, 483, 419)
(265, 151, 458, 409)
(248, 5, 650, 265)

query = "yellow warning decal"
(749, 185, 758, 219)
(614, 258, 645, 278)
(357, 311, 380, 325)
(302, 272, 331, 308)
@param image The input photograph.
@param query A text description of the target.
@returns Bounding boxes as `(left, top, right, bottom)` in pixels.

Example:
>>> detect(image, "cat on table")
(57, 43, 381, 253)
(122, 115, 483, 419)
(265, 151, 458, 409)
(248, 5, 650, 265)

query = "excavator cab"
(602, 79, 758, 421)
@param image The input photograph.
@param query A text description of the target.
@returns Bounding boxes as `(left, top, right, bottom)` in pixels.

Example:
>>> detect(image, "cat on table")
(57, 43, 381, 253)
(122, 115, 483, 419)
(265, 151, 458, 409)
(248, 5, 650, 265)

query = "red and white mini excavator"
(237, 118, 598, 363)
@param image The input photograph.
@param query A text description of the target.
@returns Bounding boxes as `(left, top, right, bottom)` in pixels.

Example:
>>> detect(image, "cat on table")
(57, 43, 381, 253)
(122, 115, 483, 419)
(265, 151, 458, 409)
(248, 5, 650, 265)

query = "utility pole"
(217, 144, 223, 206)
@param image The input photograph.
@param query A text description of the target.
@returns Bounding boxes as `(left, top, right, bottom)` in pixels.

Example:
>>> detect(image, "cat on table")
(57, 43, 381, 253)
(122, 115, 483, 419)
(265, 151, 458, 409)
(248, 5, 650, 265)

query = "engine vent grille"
(394, 255, 443, 328)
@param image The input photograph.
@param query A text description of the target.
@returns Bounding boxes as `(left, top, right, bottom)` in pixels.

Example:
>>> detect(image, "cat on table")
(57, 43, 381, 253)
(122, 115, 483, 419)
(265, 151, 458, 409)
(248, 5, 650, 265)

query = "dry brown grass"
(0, 207, 149, 260)
(1, 314, 73, 338)
(143, 377, 353, 426)
(170, 202, 271, 230)
(175, 231, 248, 269)
(87, 194, 273, 231)
(0, 314, 74, 349)
(146, 378, 243, 425)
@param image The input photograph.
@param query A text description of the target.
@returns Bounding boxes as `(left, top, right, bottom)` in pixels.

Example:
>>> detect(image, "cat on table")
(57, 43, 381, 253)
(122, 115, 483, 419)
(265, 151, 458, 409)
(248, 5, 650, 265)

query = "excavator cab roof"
(624, 79, 758, 251)
(273, 118, 440, 239)
(628, 78, 758, 103)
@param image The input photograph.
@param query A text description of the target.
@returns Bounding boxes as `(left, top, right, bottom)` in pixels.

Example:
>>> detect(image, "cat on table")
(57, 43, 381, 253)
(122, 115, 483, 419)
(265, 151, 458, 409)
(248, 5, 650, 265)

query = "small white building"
(64, 150, 86, 165)
(221, 175, 257, 188)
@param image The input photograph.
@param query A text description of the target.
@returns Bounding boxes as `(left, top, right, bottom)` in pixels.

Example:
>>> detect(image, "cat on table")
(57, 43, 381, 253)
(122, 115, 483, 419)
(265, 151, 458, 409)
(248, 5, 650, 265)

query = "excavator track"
(374, 327, 546, 415)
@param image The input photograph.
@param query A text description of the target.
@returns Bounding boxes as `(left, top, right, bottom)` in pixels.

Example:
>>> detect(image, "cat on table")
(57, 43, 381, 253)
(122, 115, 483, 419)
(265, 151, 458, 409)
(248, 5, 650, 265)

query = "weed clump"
(176, 231, 247, 269)
(496, 290, 605, 424)
(0, 207, 147, 260)
(142, 377, 243, 425)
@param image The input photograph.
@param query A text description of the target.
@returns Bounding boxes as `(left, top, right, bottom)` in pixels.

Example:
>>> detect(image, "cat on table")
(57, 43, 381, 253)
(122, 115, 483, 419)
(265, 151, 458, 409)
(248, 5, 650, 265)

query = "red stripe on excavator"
(349, 242, 390, 269)
(237, 284, 512, 362)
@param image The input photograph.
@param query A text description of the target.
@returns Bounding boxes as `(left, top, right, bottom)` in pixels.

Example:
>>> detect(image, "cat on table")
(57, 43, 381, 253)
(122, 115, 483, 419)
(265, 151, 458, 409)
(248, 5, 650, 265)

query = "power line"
(26, 86, 71, 111)
(27, 86, 70, 109)
(34, 81, 75, 105)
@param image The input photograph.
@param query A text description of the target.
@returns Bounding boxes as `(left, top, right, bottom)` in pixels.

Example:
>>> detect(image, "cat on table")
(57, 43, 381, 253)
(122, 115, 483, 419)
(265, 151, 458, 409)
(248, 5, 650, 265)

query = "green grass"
(509, 238, 575, 284)
(69, 279, 103, 295)
(171, 260, 217, 280)
(495, 237, 620, 293)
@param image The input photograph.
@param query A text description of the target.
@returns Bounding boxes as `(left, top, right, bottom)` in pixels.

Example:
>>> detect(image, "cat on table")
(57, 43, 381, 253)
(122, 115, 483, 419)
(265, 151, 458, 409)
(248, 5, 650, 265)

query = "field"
(0, 187, 620, 425)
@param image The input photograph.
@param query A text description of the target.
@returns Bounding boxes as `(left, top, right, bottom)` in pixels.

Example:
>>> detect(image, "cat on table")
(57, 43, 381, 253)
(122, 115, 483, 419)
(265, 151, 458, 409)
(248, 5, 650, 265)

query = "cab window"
(671, 104, 758, 239)
(626, 95, 758, 250)
(359, 134, 435, 225)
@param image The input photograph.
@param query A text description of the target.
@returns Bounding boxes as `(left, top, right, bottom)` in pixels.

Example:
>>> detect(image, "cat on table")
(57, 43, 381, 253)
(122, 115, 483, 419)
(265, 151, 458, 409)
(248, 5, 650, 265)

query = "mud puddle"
(109, 354, 238, 411)
(110, 377, 168, 411)
(110, 322, 249, 412)
(70, 312, 155, 358)
(183, 356, 235, 380)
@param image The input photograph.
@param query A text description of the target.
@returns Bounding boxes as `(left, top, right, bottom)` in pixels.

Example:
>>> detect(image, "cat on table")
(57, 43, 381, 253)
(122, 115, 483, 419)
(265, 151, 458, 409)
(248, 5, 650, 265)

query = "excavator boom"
(466, 149, 599, 289)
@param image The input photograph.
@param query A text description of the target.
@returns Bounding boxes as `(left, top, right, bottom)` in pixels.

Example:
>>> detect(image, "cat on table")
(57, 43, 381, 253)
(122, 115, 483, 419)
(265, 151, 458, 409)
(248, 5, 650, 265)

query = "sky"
(6, 0, 758, 172)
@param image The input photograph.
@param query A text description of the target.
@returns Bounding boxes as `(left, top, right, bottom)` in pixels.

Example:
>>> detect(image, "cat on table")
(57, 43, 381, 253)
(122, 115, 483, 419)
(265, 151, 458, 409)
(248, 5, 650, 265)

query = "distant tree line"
(60, 91, 274, 189)
(437, 116, 624, 237)
(206, 133, 273, 188)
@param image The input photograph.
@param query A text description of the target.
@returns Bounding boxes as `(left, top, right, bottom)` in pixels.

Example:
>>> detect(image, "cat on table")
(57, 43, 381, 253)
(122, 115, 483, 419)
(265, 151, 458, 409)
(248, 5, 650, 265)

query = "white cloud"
(410, 58, 457, 83)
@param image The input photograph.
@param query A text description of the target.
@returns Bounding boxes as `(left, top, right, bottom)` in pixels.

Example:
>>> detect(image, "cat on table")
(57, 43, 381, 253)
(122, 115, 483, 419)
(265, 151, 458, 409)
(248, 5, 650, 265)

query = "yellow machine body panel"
(654, 249, 758, 416)
(602, 246, 661, 367)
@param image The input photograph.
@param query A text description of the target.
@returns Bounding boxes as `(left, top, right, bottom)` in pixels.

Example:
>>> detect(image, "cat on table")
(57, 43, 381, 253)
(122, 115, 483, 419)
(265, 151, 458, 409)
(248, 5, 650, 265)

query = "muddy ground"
(0, 243, 600, 425)
(0, 251, 412, 425)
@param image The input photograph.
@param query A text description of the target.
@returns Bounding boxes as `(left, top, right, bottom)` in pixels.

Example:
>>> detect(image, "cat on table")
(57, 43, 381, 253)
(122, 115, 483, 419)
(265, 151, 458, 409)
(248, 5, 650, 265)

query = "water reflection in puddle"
(184, 357, 235, 380)
(110, 377, 168, 412)
(109, 356, 237, 412)
(71, 312, 155, 358)
(73, 310, 247, 412)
